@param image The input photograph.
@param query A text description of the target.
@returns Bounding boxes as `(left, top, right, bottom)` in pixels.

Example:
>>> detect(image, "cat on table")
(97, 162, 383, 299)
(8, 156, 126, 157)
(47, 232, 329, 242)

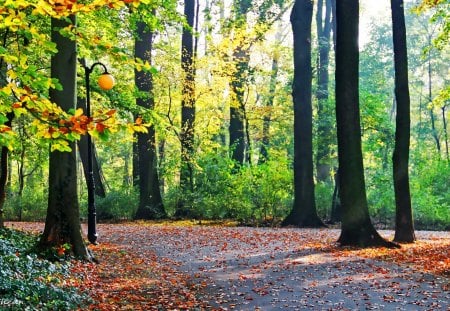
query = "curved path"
(8, 222, 450, 310)
(97, 224, 449, 310)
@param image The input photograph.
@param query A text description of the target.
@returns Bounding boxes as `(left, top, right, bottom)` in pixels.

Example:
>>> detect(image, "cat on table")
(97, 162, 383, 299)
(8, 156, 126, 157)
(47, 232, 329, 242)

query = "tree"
(315, 0, 333, 182)
(229, 1, 251, 166)
(39, 16, 91, 259)
(391, 0, 415, 243)
(175, 0, 197, 218)
(335, 0, 397, 247)
(282, 0, 324, 228)
(134, 17, 166, 220)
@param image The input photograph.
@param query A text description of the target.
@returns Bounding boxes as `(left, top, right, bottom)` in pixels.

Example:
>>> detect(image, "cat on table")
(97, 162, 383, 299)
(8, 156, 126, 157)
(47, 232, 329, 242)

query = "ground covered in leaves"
(7, 222, 450, 310)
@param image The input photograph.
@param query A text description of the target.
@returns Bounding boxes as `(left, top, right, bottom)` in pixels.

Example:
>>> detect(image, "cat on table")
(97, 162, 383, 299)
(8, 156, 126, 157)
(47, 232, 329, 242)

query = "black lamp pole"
(80, 58, 110, 245)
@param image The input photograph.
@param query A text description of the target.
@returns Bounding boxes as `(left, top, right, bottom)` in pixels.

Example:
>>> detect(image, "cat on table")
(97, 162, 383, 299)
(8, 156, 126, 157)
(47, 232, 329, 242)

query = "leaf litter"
(7, 222, 450, 310)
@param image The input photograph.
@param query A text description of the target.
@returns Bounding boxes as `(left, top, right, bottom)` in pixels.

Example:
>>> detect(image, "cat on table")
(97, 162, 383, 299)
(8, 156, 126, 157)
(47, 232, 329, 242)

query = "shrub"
(0, 228, 89, 310)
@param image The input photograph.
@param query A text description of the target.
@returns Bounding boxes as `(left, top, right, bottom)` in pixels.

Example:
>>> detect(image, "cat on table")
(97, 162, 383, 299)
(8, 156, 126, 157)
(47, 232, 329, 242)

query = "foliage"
(0, 228, 88, 310)
(410, 157, 450, 230)
(3, 188, 47, 221)
(95, 188, 138, 221)
(164, 151, 293, 225)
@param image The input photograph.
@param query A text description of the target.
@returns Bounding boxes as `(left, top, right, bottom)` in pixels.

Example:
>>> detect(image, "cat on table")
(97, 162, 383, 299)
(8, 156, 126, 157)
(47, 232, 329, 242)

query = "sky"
(360, 0, 391, 46)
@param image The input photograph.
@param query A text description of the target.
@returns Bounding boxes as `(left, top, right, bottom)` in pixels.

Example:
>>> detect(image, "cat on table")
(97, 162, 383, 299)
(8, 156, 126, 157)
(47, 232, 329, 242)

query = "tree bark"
(282, 0, 324, 228)
(0, 114, 13, 229)
(315, 0, 333, 182)
(230, 45, 248, 166)
(40, 16, 91, 259)
(335, 0, 398, 248)
(134, 19, 166, 220)
(391, 0, 415, 243)
(176, 0, 197, 218)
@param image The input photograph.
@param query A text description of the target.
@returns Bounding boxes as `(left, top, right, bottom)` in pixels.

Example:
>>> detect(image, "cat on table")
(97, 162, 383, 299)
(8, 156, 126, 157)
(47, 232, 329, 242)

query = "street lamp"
(79, 58, 115, 244)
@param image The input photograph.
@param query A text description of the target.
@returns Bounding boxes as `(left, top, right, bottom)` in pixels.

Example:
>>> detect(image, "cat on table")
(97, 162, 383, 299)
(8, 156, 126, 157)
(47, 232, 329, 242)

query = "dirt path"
(7, 222, 450, 310)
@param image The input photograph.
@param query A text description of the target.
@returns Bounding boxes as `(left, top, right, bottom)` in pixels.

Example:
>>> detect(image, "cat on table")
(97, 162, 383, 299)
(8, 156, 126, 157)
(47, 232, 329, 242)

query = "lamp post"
(79, 58, 115, 244)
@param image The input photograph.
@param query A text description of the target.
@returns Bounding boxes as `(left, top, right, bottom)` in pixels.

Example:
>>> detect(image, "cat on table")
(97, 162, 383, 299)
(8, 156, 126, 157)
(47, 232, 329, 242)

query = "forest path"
(7, 222, 450, 310)
(97, 223, 449, 310)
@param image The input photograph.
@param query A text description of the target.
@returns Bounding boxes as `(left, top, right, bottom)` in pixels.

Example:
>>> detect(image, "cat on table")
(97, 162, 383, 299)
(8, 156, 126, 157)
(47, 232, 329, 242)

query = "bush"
(0, 228, 89, 310)
(411, 160, 450, 230)
(95, 188, 139, 221)
(4, 189, 47, 222)
(164, 152, 293, 225)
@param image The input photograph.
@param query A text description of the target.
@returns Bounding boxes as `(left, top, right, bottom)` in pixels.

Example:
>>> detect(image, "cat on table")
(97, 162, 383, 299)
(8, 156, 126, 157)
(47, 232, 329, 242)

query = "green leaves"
(0, 228, 89, 310)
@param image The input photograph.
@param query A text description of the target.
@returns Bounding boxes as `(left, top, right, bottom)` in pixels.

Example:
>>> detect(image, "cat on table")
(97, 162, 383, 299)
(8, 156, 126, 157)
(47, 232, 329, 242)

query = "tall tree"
(229, 1, 251, 166)
(176, 0, 197, 217)
(391, 0, 415, 243)
(40, 16, 91, 259)
(335, 0, 397, 247)
(282, 0, 324, 227)
(315, 0, 333, 182)
(134, 17, 166, 220)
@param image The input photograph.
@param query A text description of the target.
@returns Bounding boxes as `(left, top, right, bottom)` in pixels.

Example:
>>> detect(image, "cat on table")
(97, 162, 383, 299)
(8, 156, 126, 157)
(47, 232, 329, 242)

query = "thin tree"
(335, 0, 397, 247)
(134, 18, 166, 220)
(391, 0, 415, 243)
(315, 0, 333, 182)
(259, 28, 282, 164)
(40, 16, 91, 259)
(282, 0, 324, 228)
(176, 0, 197, 218)
(229, 0, 250, 166)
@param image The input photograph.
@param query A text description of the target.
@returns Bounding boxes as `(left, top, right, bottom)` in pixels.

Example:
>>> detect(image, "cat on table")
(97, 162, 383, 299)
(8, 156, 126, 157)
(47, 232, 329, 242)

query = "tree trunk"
(282, 0, 324, 228)
(259, 41, 280, 164)
(40, 16, 91, 260)
(134, 19, 166, 220)
(230, 45, 248, 166)
(229, 1, 251, 167)
(391, 0, 415, 243)
(315, 0, 333, 182)
(335, 0, 398, 248)
(0, 114, 13, 229)
(427, 44, 440, 155)
(330, 168, 341, 223)
(176, 0, 197, 218)
(442, 105, 449, 161)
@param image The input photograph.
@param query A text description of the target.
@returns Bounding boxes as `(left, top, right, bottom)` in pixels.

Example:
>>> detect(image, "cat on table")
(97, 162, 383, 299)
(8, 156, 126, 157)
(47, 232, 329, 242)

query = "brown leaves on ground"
(6, 222, 450, 309)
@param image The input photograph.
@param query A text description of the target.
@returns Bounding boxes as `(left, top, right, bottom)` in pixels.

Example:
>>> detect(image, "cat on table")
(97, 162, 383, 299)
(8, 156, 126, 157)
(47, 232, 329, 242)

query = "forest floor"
(7, 221, 450, 310)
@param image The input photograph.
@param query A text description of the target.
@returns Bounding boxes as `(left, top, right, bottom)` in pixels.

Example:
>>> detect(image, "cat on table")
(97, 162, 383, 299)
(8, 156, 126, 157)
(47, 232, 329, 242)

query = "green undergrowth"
(0, 228, 88, 310)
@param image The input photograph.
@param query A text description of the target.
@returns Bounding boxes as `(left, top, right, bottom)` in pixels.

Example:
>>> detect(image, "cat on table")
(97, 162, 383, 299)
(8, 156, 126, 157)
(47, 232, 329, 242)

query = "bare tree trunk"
(282, 0, 324, 228)
(427, 44, 440, 155)
(442, 105, 449, 161)
(176, 0, 197, 218)
(315, 0, 333, 182)
(335, 0, 397, 248)
(134, 18, 166, 220)
(0, 114, 13, 229)
(391, 0, 415, 243)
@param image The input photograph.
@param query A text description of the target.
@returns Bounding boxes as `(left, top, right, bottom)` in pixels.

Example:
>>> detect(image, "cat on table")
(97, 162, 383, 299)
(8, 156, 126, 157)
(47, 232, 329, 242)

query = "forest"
(0, 0, 449, 309)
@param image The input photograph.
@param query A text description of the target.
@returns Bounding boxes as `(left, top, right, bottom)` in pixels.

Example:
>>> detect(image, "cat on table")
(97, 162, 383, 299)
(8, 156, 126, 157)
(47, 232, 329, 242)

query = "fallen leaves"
(5, 222, 450, 310)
